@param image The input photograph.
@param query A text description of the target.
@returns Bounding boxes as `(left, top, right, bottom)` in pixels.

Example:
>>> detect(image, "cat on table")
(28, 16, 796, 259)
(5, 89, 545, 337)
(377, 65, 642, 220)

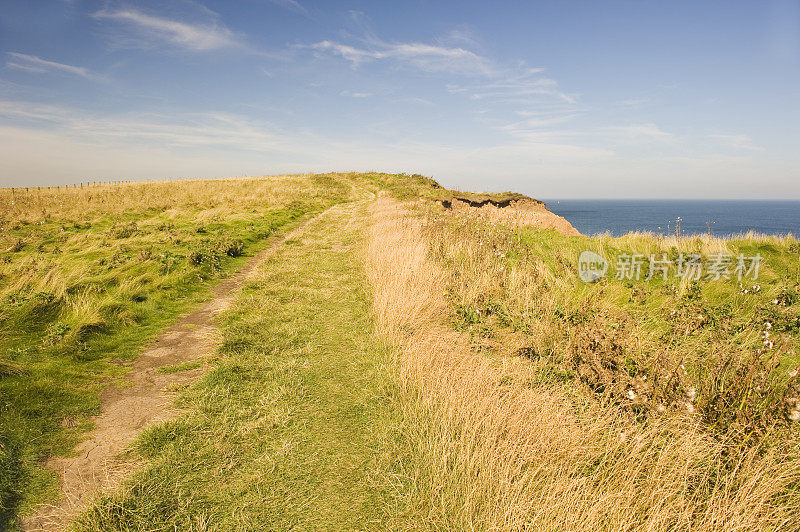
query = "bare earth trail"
(22, 207, 338, 531)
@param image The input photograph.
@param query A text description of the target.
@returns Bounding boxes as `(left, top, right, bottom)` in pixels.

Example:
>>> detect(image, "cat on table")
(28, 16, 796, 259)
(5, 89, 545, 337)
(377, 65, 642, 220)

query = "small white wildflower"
(789, 368, 798, 378)
(626, 389, 637, 400)
(763, 331, 770, 339)
(773, 299, 779, 304)
(765, 322, 772, 330)
(764, 340, 774, 349)
(656, 404, 666, 413)
(789, 410, 800, 422)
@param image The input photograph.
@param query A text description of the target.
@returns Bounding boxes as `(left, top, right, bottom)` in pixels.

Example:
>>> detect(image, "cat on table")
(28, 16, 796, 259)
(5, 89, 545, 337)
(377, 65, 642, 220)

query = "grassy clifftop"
(2, 172, 798, 530)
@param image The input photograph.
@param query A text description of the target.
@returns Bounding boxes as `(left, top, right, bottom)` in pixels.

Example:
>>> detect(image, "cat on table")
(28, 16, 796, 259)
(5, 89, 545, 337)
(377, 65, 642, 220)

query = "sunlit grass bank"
(427, 205, 800, 438)
(366, 194, 800, 529)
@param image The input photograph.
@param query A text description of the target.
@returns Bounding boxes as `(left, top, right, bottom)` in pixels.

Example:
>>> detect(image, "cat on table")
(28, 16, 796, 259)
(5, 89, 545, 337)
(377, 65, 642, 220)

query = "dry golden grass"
(365, 194, 800, 530)
(0, 174, 343, 301)
(423, 201, 800, 432)
(0, 174, 331, 223)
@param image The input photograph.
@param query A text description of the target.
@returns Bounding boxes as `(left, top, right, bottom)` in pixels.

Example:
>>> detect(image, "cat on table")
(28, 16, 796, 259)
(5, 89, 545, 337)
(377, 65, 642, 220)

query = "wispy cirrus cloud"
(308, 39, 493, 75)
(0, 99, 291, 152)
(92, 8, 240, 51)
(266, 0, 308, 16)
(710, 133, 765, 152)
(302, 25, 586, 154)
(340, 90, 372, 98)
(304, 12, 494, 75)
(448, 68, 575, 104)
(5, 52, 101, 81)
(607, 123, 675, 140)
(0, 98, 618, 188)
(496, 117, 675, 154)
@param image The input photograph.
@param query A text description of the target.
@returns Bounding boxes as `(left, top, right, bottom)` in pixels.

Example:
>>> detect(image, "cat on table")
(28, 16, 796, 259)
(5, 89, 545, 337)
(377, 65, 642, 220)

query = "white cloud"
(449, 69, 574, 104)
(5, 52, 100, 80)
(606, 123, 675, 140)
(0, 99, 790, 198)
(495, 119, 677, 157)
(92, 8, 240, 51)
(0, 100, 77, 122)
(0, 99, 611, 188)
(501, 112, 582, 136)
(267, 0, 308, 15)
(439, 27, 481, 48)
(710, 133, 765, 152)
(617, 96, 652, 108)
(340, 90, 372, 98)
(0, 100, 291, 153)
(309, 39, 492, 75)
(403, 97, 435, 106)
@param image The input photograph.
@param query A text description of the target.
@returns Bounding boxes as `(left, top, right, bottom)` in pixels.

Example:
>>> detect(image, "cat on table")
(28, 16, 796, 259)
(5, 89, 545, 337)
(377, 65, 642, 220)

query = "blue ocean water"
(544, 200, 800, 237)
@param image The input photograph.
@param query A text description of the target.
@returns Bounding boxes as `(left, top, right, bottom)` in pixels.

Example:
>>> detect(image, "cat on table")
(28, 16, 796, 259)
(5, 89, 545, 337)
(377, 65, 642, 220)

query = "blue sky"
(1, 0, 798, 198)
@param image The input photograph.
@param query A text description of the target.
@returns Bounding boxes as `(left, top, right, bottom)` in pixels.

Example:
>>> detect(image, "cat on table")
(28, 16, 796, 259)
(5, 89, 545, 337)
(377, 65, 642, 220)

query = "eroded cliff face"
(439, 193, 581, 236)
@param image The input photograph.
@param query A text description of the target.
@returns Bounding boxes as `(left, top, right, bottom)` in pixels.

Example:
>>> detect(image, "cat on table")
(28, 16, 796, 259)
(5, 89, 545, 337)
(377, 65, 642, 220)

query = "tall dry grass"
(0, 174, 338, 223)
(422, 202, 800, 436)
(365, 194, 800, 531)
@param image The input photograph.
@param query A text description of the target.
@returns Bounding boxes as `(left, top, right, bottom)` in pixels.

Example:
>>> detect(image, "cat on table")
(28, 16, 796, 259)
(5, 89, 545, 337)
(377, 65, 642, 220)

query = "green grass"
(0, 176, 351, 528)
(76, 200, 414, 530)
(157, 360, 204, 374)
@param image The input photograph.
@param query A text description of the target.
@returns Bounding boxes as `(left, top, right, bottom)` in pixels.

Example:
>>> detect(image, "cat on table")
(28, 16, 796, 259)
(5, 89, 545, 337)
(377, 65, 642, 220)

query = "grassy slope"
(428, 210, 800, 438)
(366, 196, 800, 529)
(0, 175, 350, 527)
(77, 195, 414, 530)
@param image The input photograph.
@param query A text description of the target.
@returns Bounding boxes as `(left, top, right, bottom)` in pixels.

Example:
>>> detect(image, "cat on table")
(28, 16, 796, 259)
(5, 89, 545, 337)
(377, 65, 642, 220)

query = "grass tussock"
(366, 194, 800, 530)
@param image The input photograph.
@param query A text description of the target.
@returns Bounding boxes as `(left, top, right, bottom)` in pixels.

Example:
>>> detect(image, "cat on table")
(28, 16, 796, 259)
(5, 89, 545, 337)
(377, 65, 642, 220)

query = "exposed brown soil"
(21, 211, 326, 531)
(440, 192, 545, 209)
(440, 194, 580, 236)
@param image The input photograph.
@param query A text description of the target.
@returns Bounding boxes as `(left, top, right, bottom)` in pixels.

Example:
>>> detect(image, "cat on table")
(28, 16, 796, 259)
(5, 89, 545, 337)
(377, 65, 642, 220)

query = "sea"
(544, 200, 800, 238)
